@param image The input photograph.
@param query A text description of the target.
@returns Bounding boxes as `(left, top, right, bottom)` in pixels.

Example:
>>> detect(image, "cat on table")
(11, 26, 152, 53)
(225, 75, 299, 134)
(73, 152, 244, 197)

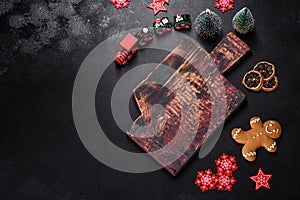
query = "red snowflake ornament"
(250, 168, 272, 190)
(215, 153, 238, 175)
(147, 0, 168, 16)
(214, 0, 234, 12)
(217, 174, 236, 191)
(195, 169, 218, 192)
(195, 153, 238, 192)
(110, 0, 131, 9)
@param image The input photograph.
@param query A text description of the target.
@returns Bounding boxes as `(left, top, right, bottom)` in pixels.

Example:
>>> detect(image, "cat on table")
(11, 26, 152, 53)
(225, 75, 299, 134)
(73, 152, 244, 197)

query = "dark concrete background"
(1, 0, 300, 199)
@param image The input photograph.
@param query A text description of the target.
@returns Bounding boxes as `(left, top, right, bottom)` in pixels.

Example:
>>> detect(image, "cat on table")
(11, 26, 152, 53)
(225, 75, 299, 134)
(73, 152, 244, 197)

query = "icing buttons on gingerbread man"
(231, 116, 282, 162)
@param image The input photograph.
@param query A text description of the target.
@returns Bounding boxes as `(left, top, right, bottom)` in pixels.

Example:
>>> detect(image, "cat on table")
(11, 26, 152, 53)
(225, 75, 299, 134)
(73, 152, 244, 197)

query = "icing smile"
(265, 122, 279, 134)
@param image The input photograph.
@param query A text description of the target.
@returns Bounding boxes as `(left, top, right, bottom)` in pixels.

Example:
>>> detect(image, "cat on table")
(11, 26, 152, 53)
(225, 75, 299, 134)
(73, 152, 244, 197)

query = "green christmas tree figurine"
(194, 8, 222, 39)
(232, 7, 255, 34)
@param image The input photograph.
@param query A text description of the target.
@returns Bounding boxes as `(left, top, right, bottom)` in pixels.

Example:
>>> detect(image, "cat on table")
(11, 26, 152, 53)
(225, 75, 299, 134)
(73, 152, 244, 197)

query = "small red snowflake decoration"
(214, 0, 234, 13)
(147, 0, 168, 16)
(195, 153, 238, 192)
(110, 0, 131, 9)
(217, 174, 236, 191)
(215, 153, 238, 175)
(195, 169, 218, 192)
(250, 168, 272, 190)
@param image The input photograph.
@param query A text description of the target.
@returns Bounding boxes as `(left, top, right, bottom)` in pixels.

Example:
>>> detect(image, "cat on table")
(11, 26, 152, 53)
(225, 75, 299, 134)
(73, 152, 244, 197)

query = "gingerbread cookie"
(231, 116, 282, 162)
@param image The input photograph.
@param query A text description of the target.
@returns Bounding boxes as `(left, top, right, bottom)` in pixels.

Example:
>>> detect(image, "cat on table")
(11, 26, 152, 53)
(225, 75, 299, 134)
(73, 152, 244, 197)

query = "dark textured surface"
(1, 0, 300, 199)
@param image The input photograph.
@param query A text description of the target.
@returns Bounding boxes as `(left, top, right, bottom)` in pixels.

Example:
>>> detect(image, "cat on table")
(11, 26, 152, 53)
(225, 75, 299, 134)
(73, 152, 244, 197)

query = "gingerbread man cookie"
(231, 116, 282, 161)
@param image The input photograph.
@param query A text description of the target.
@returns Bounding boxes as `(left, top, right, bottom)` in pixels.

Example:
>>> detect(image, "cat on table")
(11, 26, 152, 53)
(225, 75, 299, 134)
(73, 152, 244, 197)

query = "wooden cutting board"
(127, 32, 250, 176)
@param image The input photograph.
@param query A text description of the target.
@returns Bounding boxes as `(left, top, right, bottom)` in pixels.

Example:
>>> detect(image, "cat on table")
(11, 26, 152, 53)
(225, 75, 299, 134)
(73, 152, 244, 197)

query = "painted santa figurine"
(154, 18, 164, 28)
(175, 13, 183, 22)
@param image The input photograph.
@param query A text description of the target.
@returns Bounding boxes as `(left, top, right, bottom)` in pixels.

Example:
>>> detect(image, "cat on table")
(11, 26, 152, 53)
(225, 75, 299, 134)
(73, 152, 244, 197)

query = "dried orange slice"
(242, 70, 263, 91)
(253, 61, 276, 81)
(262, 76, 279, 92)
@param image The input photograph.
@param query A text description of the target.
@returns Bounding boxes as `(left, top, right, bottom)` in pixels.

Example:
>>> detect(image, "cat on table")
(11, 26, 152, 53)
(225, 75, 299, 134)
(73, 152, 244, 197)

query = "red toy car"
(115, 33, 138, 65)
(115, 28, 153, 65)
(115, 48, 137, 65)
(153, 17, 172, 35)
(173, 13, 191, 30)
(135, 27, 154, 46)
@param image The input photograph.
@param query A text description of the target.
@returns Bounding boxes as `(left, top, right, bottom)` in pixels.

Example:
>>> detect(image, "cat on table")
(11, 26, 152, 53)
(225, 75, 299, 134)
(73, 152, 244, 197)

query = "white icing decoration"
(243, 151, 256, 158)
(233, 128, 241, 139)
(267, 142, 276, 151)
(265, 126, 272, 134)
(250, 117, 261, 125)
(253, 132, 263, 139)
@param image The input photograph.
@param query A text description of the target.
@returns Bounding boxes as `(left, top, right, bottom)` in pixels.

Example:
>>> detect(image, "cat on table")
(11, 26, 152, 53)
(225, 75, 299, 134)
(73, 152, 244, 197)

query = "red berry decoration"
(214, 0, 235, 13)
(110, 0, 131, 9)
(194, 153, 238, 192)
(195, 169, 218, 192)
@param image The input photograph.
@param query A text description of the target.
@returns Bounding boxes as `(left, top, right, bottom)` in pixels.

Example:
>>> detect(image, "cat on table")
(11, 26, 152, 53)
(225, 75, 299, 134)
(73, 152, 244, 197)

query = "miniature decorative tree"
(194, 9, 222, 39)
(232, 7, 255, 34)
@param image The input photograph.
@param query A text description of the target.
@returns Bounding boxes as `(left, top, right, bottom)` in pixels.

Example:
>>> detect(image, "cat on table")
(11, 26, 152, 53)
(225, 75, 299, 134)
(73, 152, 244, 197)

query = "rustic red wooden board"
(210, 32, 251, 74)
(127, 33, 250, 176)
(133, 32, 250, 109)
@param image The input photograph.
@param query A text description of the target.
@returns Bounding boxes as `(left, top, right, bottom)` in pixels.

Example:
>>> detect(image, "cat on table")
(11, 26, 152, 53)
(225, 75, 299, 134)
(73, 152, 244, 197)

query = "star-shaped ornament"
(147, 0, 168, 16)
(250, 168, 272, 190)
(160, 0, 170, 4)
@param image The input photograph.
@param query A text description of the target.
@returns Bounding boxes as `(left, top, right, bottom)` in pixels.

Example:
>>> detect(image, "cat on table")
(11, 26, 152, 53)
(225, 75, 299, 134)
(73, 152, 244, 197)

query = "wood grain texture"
(210, 32, 251, 74)
(127, 33, 250, 176)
